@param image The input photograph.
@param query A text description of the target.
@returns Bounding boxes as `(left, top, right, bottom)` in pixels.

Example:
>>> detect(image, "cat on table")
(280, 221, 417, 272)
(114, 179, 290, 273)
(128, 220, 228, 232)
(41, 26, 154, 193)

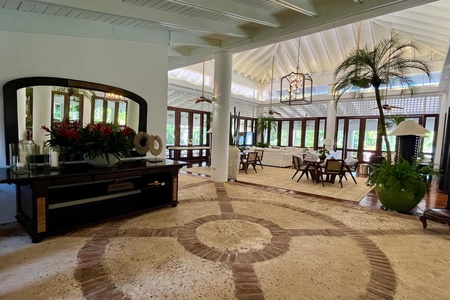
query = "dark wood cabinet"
(0, 159, 187, 243)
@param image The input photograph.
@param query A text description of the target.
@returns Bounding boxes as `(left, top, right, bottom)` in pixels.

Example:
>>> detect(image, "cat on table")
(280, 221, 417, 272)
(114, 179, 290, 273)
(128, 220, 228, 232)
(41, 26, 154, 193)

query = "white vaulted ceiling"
(1, 0, 449, 101)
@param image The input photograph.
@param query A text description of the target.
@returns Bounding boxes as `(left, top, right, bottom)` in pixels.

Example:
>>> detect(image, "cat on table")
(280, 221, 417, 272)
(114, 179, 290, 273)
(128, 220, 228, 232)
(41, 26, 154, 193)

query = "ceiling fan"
(262, 56, 281, 116)
(381, 103, 404, 110)
(189, 62, 215, 104)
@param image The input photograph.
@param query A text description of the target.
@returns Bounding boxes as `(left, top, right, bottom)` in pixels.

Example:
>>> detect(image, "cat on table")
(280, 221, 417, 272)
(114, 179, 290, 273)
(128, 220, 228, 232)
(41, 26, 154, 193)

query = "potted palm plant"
(256, 116, 276, 147)
(332, 35, 432, 212)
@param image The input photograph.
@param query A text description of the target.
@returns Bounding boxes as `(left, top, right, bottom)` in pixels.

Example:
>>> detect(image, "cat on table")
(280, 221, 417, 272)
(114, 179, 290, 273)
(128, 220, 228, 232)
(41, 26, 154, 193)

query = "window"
(269, 121, 278, 146)
(180, 112, 189, 146)
(292, 121, 302, 146)
(51, 91, 83, 125)
(336, 119, 344, 148)
(91, 95, 128, 126)
(166, 110, 175, 146)
(280, 121, 289, 146)
(305, 120, 315, 147)
(318, 119, 325, 145)
(364, 119, 378, 151)
(193, 113, 201, 145)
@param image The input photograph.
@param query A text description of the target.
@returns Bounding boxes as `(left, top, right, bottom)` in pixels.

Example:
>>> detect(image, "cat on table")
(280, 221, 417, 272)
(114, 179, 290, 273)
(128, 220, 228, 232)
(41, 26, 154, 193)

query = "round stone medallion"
(196, 220, 272, 252)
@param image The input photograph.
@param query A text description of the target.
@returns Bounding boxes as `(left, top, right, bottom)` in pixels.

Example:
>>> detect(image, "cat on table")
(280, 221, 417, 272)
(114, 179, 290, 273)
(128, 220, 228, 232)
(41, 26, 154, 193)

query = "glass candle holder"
(44, 145, 65, 170)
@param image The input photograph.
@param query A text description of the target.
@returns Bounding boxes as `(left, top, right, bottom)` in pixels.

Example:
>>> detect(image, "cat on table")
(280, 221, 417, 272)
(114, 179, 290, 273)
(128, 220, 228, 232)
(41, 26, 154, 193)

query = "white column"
(325, 100, 337, 148)
(435, 92, 448, 168)
(33, 86, 52, 153)
(211, 52, 232, 182)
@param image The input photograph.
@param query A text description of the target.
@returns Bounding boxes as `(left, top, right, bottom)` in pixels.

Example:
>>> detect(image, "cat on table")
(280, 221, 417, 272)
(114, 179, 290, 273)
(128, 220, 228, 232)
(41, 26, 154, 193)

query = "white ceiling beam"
(333, 28, 346, 61)
(166, 0, 283, 28)
(31, 0, 253, 38)
(0, 8, 170, 43)
(272, 0, 317, 17)
(319, 32, 334, 70)
(298, 36, 314, 74)
(376, 16, 450, 43)
(168, 47, 191, 57)
(170, 33, 220, 47)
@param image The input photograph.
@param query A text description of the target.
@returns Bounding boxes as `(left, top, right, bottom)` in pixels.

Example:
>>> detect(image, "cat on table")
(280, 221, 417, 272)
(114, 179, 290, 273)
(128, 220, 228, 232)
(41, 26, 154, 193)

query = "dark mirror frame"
(3, 77, 148, 165)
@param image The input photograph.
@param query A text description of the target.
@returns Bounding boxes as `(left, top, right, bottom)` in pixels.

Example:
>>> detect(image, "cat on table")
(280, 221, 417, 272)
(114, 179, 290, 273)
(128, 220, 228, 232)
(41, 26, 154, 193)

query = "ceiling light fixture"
(279, 37, 313, 105)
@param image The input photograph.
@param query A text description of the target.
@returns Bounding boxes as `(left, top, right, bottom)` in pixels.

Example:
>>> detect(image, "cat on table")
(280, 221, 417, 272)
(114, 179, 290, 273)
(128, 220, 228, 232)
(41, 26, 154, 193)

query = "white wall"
(0, 30, 169, 167)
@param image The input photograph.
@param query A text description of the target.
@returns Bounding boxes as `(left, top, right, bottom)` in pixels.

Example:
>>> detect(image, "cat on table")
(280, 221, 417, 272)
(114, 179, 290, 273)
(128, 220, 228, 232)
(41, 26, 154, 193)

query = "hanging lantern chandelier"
(280, 37, 313, 105)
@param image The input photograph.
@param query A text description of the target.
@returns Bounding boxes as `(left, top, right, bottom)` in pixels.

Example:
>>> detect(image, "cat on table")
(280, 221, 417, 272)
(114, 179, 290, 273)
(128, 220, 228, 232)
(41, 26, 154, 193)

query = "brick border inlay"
(71, 179, 405, 300)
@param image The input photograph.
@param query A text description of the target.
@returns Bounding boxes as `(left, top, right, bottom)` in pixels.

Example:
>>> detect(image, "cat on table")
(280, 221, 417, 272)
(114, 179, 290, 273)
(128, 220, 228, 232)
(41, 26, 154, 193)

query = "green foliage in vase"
(367, 159, 437, 195)
(318, 148, 330, 156)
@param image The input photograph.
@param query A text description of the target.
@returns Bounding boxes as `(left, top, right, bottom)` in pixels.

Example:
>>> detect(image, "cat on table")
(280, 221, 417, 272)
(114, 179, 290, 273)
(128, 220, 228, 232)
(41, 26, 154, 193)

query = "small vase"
(84, 153, 119, 167)
(228, 145, 241, 180)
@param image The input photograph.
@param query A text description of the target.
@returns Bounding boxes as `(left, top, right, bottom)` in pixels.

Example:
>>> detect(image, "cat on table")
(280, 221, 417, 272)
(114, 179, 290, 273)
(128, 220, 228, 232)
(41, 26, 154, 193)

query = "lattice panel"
(167, 86, 259, 117)
(265, 102, 328, 118)
(168, 86, 441, 119)
(337, 95, 441, 117)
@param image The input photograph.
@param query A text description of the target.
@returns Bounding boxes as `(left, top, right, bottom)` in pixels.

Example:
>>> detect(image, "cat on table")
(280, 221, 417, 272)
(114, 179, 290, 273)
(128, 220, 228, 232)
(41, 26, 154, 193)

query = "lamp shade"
(388, 120, 430, 137)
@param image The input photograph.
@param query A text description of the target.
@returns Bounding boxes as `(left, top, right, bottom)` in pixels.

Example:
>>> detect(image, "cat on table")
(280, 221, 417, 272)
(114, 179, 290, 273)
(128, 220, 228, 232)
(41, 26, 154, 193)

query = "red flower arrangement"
(42, 122, 136, 161)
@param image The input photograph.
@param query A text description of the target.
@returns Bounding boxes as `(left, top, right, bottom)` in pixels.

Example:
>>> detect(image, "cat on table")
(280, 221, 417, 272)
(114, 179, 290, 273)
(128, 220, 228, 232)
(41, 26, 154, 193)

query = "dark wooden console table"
(0, 159, 187, 243)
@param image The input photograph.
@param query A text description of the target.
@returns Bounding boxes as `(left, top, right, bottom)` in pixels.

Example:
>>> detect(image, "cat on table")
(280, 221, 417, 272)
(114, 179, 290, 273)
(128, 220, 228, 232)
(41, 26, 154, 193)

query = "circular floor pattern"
(196, 219, 272, 252)
(73, 181, 397, 300)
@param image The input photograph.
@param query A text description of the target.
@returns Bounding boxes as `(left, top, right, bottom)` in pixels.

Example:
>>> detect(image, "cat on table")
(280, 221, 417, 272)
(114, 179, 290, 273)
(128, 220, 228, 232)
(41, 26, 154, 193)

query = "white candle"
(50, 150, 59, 168)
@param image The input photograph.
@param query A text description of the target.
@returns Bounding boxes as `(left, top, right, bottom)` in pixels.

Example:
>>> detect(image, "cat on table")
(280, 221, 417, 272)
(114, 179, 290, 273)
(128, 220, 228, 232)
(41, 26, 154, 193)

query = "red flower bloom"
(42, 122, 136, 161)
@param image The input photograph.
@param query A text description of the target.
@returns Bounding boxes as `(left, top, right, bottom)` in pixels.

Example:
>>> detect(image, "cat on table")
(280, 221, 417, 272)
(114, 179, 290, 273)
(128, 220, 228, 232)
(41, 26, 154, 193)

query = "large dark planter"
(375, 184, 425, 213)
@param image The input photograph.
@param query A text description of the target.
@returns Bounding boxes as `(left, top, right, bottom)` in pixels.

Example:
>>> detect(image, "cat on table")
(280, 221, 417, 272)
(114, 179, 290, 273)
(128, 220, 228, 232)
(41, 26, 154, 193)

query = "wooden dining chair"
(343, 157, 359, 184)
(255, 149, 264, 169)
(318, 159, 345, 187)
(242, 151, 258, 174)
(292, 155, 309, 182)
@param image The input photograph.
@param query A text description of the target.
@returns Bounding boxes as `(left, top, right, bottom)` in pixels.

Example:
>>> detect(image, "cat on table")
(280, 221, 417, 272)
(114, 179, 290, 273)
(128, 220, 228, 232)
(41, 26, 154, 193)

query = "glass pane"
(280, 121, 289, 146)
(68, 95, 80, 122)
(363, 119, 378, 150)
(346, 150, 358, 159)
(423, 117, 435, 154)
(53, 94, 64, 122)
(318, 119, 325, 145)
(305, 120, 315, 148)
(202, 113, 207, 146)
(180, 112, 189, 146)
(166, 110, 175, 146)
(106, 101, 115, 123)
(381, 134, 396, 152)
(363, 151, 375, 162)
(93, 99, 104, 123)
(269, 121, 278, 145)
(347, 119, 360, 149)
(117, 101, 127, 126)
(239, 119, 245, 132)
(193, 113, 201, 145)
(336, 119, 344, 148)
(246, 119, 253, 132)
(292, 121, 302, 146)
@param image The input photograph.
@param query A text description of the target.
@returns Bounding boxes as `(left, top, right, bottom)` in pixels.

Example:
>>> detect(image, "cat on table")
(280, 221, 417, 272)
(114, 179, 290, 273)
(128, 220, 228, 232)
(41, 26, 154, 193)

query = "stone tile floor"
(1, 173, 450, 300)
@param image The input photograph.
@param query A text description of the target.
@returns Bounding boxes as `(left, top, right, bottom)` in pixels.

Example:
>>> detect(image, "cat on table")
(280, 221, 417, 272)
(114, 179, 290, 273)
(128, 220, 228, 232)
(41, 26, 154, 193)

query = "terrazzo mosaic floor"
(1, 173, 450, 300)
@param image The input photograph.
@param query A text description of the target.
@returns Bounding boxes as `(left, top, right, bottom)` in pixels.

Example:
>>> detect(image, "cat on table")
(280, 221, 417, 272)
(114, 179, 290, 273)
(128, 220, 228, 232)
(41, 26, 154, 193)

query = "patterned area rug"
(184, 166, 372, 202)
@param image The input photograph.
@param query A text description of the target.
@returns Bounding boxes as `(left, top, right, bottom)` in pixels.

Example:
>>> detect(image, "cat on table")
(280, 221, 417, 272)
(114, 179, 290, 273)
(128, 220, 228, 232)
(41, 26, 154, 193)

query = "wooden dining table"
(303, 159, 323, 183)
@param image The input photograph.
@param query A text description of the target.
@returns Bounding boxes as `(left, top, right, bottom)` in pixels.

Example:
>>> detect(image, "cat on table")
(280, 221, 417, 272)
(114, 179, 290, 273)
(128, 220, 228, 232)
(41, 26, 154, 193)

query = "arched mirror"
(3, 77, 148, 164)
